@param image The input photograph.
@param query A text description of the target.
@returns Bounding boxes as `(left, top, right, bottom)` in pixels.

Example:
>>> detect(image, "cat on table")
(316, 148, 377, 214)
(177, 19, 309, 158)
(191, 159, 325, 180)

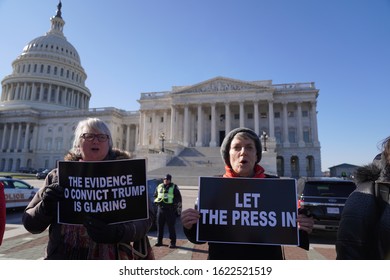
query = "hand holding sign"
(41, 183, 64, 215)
(84, 216, 125, 244)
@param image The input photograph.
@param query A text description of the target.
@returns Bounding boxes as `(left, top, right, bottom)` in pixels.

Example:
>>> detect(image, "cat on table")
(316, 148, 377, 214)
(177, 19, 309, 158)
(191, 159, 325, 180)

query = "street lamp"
(159, 132, 165, 153)
(261, 131, 268, 151)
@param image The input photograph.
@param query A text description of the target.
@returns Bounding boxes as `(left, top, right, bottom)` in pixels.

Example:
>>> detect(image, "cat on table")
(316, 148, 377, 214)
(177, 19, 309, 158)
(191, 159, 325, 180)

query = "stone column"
(7, 123, 15, 152)
(23, 123, 31, 152)
(126, 124, 131, 151)
(254, 100, 259, 135)
(170, 105, 176, 143)
(311, 101, 320, 146)
(1, 124, 8, 151)
(39, 84, 44, 101)
(239, 101, 245, 128)
(282, 102, 290, 147)
(152, 111, 157, 146)
(16, 123, 22, 151)
(183, 104, 190, 147)
(56, 86, 60, 104)
(31, 83, 36, 101)
(268, 101, 275, 138)
(142, 111, 148, 146)
(15, 84, 20, 100)
(209, 103, 217, 147)
(135, 125, 139, 150)
(48, 85, 53, 102)
(225, 102, 231, 134)
(21, 83, 26, 100)
(196, 104, 203, 147)
(297, 102, 305, 147)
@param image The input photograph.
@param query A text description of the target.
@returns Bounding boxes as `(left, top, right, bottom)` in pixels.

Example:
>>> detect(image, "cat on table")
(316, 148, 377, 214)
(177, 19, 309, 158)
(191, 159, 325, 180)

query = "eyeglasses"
(81, 133, 109, 142)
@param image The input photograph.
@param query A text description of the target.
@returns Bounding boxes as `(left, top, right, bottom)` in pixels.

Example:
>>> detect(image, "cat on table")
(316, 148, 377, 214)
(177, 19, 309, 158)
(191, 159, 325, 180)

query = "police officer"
(154, 174, 182, 248)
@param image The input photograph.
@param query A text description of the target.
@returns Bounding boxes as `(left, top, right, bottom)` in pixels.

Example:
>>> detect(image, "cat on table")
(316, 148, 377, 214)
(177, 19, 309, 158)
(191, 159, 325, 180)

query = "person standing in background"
(154, 174, 182, 248)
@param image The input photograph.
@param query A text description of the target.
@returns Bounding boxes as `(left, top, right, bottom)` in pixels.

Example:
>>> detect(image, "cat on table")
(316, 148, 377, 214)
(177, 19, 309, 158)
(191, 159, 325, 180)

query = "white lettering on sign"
(235, 192, 261, 208)
(232, 210, 277, 226)
(200, 209, 228, 225)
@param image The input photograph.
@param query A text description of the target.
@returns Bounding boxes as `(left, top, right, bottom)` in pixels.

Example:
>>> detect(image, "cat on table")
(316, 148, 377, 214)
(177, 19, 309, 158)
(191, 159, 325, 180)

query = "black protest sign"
(57, 159, 148, 225)
(196, 177, 298, 245)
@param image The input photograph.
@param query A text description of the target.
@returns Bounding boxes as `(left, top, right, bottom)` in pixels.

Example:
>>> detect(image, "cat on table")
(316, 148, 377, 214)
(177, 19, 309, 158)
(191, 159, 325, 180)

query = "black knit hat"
(220, 127, 262, 167)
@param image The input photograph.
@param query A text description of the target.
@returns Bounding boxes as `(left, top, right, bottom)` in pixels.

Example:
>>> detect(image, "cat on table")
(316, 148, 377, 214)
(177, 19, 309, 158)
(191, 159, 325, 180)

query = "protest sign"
(197, 176, 298, 245)
(57, 159, 148, 225)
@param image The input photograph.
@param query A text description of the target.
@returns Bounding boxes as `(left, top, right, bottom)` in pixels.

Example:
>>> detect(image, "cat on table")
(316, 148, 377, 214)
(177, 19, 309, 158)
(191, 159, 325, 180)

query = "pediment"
(172, 76, 271, 94)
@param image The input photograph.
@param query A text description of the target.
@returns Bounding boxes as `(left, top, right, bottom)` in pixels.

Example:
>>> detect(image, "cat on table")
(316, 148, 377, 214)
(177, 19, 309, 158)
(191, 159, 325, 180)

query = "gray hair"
(71, 118, 113, 153)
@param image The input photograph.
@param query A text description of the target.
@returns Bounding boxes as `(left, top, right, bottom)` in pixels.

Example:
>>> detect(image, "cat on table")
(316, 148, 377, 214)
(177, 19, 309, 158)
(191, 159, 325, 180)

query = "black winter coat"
(336, 158, 390, 259)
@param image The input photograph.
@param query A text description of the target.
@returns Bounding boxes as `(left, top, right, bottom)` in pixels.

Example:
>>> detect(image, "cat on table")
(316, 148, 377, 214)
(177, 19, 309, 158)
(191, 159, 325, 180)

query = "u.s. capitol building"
(0, 3, 321, 179)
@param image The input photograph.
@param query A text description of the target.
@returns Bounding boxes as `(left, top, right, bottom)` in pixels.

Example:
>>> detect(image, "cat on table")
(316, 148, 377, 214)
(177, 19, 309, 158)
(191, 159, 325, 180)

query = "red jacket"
(0, 182, 5, 246)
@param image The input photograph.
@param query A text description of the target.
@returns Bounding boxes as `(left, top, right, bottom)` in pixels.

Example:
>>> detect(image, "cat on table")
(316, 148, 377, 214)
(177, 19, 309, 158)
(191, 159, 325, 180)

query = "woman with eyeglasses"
(22, 118, 155, 259)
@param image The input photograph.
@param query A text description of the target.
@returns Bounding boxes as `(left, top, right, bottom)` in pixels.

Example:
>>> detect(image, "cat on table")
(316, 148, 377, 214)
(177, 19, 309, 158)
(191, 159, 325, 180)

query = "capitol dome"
(0, 1, 91, 111)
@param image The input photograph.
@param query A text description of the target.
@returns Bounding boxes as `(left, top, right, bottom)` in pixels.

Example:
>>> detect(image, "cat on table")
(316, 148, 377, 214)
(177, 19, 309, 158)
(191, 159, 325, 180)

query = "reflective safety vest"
(154, 183, 175, 204)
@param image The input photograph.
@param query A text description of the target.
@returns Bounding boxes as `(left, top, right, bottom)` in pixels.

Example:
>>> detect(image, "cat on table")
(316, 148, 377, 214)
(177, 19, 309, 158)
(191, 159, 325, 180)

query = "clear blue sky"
(1, 0, 389, 172)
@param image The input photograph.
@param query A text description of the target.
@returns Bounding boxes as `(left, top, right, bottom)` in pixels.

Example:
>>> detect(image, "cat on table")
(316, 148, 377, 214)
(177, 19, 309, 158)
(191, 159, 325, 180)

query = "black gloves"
(41, 183, 64, 214)
(84, 217, 125, 244)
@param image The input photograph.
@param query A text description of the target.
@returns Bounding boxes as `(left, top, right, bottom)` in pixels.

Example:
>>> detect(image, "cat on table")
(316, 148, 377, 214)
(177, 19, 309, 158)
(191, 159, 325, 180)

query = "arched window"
(306, 156, 315, 177)
(291, 156, 300, 178)
(277, 156, 284, 177)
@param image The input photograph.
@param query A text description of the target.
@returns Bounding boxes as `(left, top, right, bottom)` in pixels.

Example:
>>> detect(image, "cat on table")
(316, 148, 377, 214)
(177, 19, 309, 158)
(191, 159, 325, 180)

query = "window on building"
(303, 128, 311, 143)
(288, 111, 295, 117)
(288, 128, 296, 143)
(234, 114, 239, 120)
(45, 138, 52, 151)
(275, 128, 282, 144)
(306, 156, 315, 177)
(50, 88, 56, 102)
(56, 138, 63, 151)
(277, 156, 284, 177)
(260, 112, 267, 118)
(302, 110, 309, 117)
(47, 65, 51, 74)
(35, 87, 40, 100)
(161, 116, 164, 122)
(34, 64, 37, 72)
(247, 113, 253, 119)
(291, 156, 300, 178)
(54, 67, 57, 75)
(274, 112, 280, 118)
(40, 65, 44, 73)
(43, 88, 48, 101)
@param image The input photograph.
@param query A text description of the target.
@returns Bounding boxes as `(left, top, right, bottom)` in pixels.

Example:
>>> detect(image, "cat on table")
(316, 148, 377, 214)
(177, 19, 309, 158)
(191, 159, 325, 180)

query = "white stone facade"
(138, 77, 321, 177)
(0, 3, 322, 178)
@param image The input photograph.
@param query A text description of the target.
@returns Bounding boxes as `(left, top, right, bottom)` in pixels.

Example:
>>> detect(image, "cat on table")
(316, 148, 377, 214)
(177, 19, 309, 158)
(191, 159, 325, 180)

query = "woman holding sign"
(181, 127, 314, 260)
(23, 118, 155, 259)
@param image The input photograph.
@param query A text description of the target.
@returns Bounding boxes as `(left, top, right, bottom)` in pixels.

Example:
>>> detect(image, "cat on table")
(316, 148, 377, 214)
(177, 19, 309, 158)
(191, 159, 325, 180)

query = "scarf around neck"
(223, 164, 266, 178)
